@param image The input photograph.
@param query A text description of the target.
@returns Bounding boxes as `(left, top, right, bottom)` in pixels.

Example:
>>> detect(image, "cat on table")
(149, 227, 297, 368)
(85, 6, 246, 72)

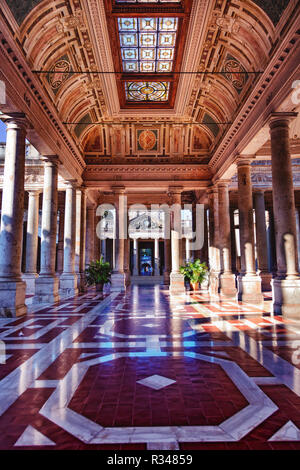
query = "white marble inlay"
(137, 375, 176, 390)
(143, 324, 157, 328)
(252, 377, 283, 385)
(14, 426, 55, 446)
(269, 421, 300, 441)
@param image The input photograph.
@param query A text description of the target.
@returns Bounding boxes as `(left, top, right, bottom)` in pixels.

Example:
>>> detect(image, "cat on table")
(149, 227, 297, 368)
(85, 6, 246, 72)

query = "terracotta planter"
(190, 281, 199, 291)
(96, 283, 104, 292)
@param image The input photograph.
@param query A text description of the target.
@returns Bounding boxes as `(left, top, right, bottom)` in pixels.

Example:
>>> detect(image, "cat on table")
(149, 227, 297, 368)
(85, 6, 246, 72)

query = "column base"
(59, 273, 78, 297)
(22, 273, 38, 295)
(163, 270, 170, 286)
(238, 274, 264, 304)
(272, 277, 300, 319)
(33, 275, 60, 304)
(220, 273, 237, 298)
(169, 272, 185, 295)
(260, 272, 273, 291)
(111, 272, 127, 292)
(0, 279, 27, 317)
(209, 271, 220, 297)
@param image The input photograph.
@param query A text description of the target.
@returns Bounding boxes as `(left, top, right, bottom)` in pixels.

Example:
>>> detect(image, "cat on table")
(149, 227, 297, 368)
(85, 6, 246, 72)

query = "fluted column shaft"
(0, 113, 27, 317)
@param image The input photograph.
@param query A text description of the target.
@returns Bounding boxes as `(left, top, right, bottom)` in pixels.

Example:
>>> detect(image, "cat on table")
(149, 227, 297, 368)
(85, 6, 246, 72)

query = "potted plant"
(85, 256, 112, 292)
(180, 259, 209, 291)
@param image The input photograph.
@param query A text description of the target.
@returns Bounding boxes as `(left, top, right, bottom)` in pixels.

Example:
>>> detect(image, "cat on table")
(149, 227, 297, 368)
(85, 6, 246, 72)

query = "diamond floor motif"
(137, 374, 176, 390)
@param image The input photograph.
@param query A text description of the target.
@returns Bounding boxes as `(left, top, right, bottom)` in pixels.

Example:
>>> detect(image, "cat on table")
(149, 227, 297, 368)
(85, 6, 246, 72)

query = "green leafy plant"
(85, 256, 112, 289)
(180, 259, 209, 288)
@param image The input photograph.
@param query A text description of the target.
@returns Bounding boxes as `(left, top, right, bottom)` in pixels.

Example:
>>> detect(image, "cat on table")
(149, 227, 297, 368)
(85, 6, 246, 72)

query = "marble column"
(101, 239, 107, 262)
(154, 238, 160, 276)
(269, 112, 300, 318)
(199, 208, 209, 265)
(163, 238, 171, 285)
(75, 189, 81, 287)
(85, 204, 95, 266)
(0, 113, 27, 317)
(186, 238, 191, 263)
(237, 158, 263, 304)
(230, 207, 237, 274)
(217, 182, 237, 298)
(60, 181, 78, 297)
(207, 187, 220, 297)
(34, 156, 60, 304)
(56, 203, 64, 274)
(254, 190, 272, 291)
(79, 189, 87, 292)
(111, 187, 127, 291)
(23, 190, 40, 295)
(94, 211, 101, 261)
(133, 238, 139, 276)
(169, 187, 185, 294)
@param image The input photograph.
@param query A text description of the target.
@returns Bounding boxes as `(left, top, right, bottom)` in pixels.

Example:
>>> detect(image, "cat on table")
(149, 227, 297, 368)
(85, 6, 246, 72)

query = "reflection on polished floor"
(0, 285, 300, 450)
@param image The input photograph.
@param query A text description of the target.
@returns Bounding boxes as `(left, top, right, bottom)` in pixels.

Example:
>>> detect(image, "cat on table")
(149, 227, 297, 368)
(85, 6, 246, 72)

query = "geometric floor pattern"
(0, 285, 300, 450)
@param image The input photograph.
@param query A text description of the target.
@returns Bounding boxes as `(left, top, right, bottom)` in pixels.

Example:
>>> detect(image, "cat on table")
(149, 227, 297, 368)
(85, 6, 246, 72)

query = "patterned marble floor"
(0, 285, 300, 450)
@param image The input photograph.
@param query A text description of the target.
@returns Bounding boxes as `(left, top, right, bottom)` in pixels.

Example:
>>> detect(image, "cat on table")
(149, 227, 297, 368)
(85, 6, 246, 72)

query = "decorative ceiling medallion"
(222, 54, 248, 94)
(125, 81, 170, 101)
(118, 17, 178, 74)
(47, 55, 72, 94)
(137, 129, 158, 151)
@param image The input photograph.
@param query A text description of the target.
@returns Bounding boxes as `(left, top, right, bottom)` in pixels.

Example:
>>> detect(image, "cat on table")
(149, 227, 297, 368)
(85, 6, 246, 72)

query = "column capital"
(112, 185, 126, 195)
(207, 185, 218, 195)
(64, 179, 78, 189)
(253, 188, 265, 195)
(269, 112, 298, 129)
(236, 155, 255, 167)
(41, 155, 60, 167)
(168, 186, 183, 195)
(1, 112, 28, 130)
(215, 180, 231, 189)
(27, 189, 41, 197)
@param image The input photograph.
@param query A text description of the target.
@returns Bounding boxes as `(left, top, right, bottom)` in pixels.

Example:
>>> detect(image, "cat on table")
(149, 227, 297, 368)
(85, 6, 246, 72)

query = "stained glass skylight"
(125, 81, 170, 101)
(118, 17, 178, 73)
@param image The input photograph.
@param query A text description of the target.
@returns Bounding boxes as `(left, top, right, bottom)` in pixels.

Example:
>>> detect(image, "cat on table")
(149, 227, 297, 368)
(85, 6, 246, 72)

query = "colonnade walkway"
(0, 285, 300, 450)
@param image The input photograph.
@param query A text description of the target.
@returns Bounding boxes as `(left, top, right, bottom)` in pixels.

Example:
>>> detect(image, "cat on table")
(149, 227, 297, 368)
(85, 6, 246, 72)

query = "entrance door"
(139, 241, 154, 276)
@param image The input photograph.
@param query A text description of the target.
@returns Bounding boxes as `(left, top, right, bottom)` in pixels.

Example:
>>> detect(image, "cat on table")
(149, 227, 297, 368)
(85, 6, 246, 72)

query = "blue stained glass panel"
(118, 16, 178, 75)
